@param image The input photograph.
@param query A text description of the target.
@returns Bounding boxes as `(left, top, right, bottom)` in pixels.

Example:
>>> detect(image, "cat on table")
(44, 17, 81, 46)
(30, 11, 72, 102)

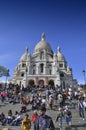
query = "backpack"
(36, 115, 55, 130)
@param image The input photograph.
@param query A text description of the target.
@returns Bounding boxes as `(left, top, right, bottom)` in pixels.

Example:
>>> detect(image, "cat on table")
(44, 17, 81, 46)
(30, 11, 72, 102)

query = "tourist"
(65, 110, 72, 129)
(55, 107, 64, 130)
(83, 99, 86, 111)
(22, 114, 31, 130)
(78, 99, 85, 120)
(31, 110, 38, 130)
(0, 112, 5, 123)
(11, 112, 22, 126)
(35, 106, 55, 130)
(48, 95, 53, 110)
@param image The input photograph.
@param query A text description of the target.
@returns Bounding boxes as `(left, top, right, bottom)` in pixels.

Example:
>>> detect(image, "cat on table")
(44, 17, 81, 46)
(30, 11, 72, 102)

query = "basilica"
(11, 33, 77, 88)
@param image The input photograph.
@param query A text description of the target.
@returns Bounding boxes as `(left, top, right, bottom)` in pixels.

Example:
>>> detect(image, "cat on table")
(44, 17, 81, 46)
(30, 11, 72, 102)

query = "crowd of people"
(0, 83, 86, 130)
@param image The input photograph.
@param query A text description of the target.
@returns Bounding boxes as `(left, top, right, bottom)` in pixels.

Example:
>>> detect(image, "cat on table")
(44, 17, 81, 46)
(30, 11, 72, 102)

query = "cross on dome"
(41, 32, 46, 41)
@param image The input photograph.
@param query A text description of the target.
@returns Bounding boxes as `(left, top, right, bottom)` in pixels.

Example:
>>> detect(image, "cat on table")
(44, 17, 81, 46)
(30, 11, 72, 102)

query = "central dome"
(34, 33, 53, 53)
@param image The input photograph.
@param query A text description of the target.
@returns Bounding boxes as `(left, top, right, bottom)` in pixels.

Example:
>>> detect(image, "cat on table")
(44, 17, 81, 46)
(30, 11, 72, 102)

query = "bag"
(56, 112, 63, 121)
(56, 113, 60, 121)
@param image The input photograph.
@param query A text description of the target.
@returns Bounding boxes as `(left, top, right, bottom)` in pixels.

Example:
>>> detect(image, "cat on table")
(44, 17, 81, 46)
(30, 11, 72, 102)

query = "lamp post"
(5, 69, 9, 88)
(82, 70, 86, 87)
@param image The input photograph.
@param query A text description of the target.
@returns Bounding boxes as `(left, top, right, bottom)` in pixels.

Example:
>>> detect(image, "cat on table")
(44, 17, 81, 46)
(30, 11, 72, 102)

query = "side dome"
(20, 48, 30, 61)
(34, 33, 53, 54)
(57, 47, 65, 61)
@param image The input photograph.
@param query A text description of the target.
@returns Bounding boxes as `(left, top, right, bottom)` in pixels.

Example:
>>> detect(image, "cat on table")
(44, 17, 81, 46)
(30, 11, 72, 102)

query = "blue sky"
(0, 0, 86, 84)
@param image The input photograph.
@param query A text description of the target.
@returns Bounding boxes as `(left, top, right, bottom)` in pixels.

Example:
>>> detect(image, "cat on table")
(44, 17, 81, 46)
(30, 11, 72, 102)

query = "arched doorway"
(48, 80, 54, 86)
(29, 79, 34, 86)
(39, 80, 44, 86)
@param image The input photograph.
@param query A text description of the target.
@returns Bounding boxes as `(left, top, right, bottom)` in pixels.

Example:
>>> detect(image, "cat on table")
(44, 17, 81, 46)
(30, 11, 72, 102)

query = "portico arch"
(39, 80, 44, 86)
(29, 79, 34, 86)
(48, 79, 54, 86)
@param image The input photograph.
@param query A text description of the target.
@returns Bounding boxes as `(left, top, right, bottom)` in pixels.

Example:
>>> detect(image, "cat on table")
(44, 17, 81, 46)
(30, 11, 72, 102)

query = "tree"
(0, 66, 10, 77)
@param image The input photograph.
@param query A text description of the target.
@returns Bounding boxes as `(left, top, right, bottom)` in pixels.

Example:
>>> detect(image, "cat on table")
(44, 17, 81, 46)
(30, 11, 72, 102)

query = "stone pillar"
(45, 77, 48, 85)
(44, 65, 46, 74)
(35, 76, 39, 85)
(44, 63, 47, 74)
(36, 64, 39, 74)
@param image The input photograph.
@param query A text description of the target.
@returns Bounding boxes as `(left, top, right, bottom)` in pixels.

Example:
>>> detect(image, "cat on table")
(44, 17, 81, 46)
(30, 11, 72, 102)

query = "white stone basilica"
(11, 33, 77, 88)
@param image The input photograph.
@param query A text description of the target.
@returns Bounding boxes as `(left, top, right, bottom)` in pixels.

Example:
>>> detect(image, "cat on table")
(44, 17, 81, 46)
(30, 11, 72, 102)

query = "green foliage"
(0, 66, 9, 77)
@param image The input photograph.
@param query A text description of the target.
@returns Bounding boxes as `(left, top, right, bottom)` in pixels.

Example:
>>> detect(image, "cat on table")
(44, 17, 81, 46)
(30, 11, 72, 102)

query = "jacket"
(35, 114, 55, 130)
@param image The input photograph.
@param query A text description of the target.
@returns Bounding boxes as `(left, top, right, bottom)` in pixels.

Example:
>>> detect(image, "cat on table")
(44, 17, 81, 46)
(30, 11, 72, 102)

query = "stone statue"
(55, 62, 61, 86)
(56, 63, 59, 73)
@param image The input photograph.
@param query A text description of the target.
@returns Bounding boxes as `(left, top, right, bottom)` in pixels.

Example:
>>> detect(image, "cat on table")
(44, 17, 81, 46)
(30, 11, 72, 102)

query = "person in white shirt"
(11, 112, 22, 125)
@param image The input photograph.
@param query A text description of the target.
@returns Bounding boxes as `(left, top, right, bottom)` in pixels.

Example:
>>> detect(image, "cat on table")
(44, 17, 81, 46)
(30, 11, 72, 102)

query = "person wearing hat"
(35, 106, 55, 130)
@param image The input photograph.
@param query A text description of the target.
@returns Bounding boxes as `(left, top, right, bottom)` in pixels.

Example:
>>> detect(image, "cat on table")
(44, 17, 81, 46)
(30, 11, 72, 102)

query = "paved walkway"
(0, 95, 86, 130)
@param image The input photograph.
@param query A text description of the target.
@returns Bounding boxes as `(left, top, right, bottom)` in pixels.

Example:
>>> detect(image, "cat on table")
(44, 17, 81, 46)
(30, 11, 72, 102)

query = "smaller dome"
(54, 53, 57, 56)
(20, 47, 30, 61)
(57, 46, 65, 61)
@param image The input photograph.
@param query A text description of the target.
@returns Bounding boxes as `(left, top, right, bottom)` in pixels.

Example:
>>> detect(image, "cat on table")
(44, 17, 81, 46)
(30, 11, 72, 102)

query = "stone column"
(45, 77, 48, 85)
(36, 64, 39, 74)
(35, 76, 39, 85)
(44, 63, 47, 74)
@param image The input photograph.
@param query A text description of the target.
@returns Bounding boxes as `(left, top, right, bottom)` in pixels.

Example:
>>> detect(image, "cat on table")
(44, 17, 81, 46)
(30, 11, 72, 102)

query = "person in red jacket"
(31, 110, 38, 130)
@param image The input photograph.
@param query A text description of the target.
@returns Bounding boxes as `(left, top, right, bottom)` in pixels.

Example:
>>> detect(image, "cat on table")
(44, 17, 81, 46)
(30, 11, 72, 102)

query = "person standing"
(48, 95, 53, 110)
(78, 99, 85, 120)
(31, 110, 38, 130)
(22, 114, 31, 130)
(55, 107, 64, 130)
(35, 106, 55, 130)
(83, 99, 86, 111)
(65, 110, 72, 129)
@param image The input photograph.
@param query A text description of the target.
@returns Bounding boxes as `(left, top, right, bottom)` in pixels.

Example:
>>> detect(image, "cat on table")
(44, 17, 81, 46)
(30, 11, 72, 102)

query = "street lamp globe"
(82, 69, 86, 85)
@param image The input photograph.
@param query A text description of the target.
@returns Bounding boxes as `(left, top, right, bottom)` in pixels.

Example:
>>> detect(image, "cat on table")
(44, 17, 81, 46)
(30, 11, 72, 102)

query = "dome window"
(33, 70, 35, 75)
(40, 52, 44, 59)
(22, 63, 26, 67)
(21, 73, 24, 77)
(33, 65, 36, 74)
(40, 63, 44, 73)
(49, 69, 52, 75)
(60, 73, 64, 77)
(59, 64, 63, 68)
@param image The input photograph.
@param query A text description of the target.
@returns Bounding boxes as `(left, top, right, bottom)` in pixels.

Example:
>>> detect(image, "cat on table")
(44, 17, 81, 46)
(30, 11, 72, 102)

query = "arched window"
(49, 65, 52, 75)
(33, 65, 36, 74)
(60, 73, 64, 77)
(49, 70, 52, 75)
(21, 73, 24, 77)
(59, 64, 63, 68)
(40, 52, 44, 59)
(40, 63, 44, 73)
(22, 63, 26, 67)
